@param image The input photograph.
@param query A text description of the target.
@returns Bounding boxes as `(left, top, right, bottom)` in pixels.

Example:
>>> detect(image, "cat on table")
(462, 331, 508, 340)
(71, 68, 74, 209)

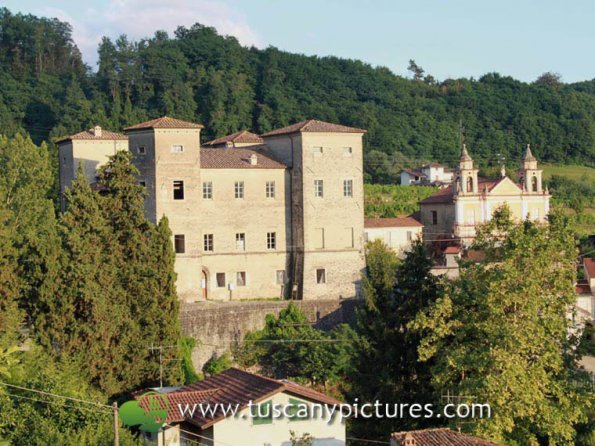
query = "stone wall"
(180, 298, 358, 370)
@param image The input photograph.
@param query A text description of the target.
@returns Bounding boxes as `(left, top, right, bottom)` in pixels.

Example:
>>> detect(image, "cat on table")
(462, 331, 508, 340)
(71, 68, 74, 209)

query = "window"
(236, 233, 245, 251)
(276, 270, 285, 285)
(314, 180, 324, 198)
(314, 228, 325, 249)
(343, 179, 353, 197)
(531, 175, 538, 192)
(203, 181, 213, 199)
(345, 227, 354, 248)
(236, 272, 246, 287)
(466, 176, 473, 193)
(316, 269, 326, 284)
(288, 398, 309, 422)
(174, 235, 185, 254)
(312, 146, 323, 155)
(343, 147, 353, 156)
(138, 146, 146, 155)
(407, 231, 413, 242)
(235, 181, 244, 199)
(267, 232, 276, 250)
(252, 401, 272, 425)
(431, 211, 438, 225)
(204, 234, 214, 252)
(216, 273, 226, 288)
(266, 181, 275, 198)
(173, 181, 184, 200)
(171, 144, 184, 153)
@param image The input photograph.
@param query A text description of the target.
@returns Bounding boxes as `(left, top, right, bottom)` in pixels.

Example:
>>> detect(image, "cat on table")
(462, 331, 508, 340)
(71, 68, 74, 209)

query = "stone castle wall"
(180, 298, 358, 370)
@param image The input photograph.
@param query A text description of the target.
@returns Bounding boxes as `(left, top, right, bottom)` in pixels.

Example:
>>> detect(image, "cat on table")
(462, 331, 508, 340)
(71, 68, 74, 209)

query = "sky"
(3, 0, 594, 83)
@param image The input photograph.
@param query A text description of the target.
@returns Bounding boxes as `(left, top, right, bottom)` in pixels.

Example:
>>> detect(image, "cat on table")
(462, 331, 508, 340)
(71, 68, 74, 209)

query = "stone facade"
(57, 118, 366, 303)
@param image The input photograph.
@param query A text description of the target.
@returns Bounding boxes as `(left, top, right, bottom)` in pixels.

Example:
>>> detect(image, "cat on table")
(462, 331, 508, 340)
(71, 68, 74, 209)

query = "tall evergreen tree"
(349, 240, 441, 439)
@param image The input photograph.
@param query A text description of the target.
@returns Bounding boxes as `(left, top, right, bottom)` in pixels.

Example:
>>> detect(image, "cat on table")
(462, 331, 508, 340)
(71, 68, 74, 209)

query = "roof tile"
(205, 130, 263, 146)
(391, 428, 503, 446)
(584, 258, 595, 280)
(262, 119, 366, 137)
(200, 148, 286, 169)
(365, 217, 422, 228)
(56, 128, 127, 143)
(124, 116, 203, 131)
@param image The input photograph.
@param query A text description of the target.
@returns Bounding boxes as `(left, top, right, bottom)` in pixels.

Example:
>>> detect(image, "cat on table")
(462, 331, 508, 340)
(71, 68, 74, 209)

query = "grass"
(542, 164, 595, 181)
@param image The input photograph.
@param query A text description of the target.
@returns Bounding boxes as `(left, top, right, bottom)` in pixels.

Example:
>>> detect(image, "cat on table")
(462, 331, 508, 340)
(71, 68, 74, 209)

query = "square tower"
(262, 120, 366, 300)
(125, 116, 203, 302)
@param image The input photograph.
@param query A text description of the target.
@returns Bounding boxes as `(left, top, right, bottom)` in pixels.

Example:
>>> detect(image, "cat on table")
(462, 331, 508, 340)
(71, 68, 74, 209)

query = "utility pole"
(113, 401, 119, 446)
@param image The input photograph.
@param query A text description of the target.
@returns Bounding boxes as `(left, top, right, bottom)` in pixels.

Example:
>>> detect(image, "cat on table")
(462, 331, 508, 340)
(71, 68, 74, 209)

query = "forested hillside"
(1, 7, 595, 184)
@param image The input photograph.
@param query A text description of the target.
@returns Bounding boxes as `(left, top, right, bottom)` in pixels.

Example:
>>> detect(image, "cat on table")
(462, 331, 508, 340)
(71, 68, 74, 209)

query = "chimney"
(92, 125, 102, 137)
(250, 153, 258, 166)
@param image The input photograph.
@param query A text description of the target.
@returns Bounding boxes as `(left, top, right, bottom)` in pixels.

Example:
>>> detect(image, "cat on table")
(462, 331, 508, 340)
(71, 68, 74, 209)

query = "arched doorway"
(201, 269, 208, 300)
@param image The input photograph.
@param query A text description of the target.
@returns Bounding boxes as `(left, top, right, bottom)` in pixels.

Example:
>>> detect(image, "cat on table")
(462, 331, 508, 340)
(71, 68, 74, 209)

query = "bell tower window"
(531, 175, 538, 192)
(466, 176, 473, 193)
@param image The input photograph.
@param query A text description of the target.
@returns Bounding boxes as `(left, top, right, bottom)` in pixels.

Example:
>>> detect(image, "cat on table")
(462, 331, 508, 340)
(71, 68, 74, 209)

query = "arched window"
(466, 176, 473, 192)
(531, 176, 538, 192)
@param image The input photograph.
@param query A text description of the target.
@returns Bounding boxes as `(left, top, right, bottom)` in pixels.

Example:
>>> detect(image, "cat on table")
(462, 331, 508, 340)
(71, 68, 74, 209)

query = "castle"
(419, 144, 550, 244)
(57, 117, 366, 303)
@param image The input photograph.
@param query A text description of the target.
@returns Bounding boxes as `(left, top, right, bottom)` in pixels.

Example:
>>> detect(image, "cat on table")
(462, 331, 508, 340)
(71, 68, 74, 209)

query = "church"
(419, 144, 550, 245)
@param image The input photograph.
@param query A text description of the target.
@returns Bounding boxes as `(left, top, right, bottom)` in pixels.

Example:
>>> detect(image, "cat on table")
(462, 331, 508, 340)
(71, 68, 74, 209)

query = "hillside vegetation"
(1, 7, 595, 186)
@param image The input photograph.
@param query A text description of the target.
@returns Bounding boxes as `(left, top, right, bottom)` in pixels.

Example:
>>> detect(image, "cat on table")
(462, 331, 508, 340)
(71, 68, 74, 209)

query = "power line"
(0, 381, 112, 409)
(3, 391, 112, 415)
(346, 437, 390, 444)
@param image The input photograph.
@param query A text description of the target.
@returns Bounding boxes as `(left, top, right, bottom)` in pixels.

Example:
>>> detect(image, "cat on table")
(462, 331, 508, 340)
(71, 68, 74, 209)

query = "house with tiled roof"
(56, 125, 128, 211)
(364, 216, 423, 258)
(390, 428, 503, 446)
(419, 144, 550, 245)
(58, 116, 366, 302)
(137, 368, 345, 446)
(204, 130, 264, 148)
(401, 163, 454, 187)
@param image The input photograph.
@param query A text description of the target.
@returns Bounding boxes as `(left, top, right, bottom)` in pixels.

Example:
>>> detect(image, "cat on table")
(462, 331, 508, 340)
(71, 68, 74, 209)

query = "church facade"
(58, 117, 366, 303)
(419, 144, 550, 244)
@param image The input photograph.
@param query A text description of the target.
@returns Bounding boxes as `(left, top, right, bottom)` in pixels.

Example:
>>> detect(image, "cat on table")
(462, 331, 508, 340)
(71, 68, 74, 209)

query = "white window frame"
(267, 232, 277, 250)
(314, 180, 324, 198)
(204, 234, 214, 252)
(203, 181, 213, 199)
(342, 147, 353, 156)
(171, 144, 184, 153)
(343, 179, 353, 198)
(236, 271, 246, 287)
(236, 233, 246, 251)
(235, 181, 244, 199)
(266, 181, 276, 199)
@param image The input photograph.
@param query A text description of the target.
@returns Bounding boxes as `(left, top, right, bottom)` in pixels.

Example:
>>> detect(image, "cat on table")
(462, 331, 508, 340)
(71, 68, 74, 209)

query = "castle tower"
(125, 116, 203, 302)
(517, 144, 543, 193)
(455, 144, 479, 196)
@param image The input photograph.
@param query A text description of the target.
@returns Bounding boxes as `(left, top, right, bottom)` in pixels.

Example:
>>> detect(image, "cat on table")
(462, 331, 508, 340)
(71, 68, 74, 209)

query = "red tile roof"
(576, 281, 591, 295)
(124, 116, 203, 131)
(56, 128, 127, 143)
(584, 258, 595, 280)
(262, 119, 366, 137)
(444, 246, 461, 254)
(365, 216, 422, 228)
(391, 428, 503, 446)
(419, 178, 504, 205)
(204, 130, 264, 146)
(155, 368, 342, 429)
(200, 148, 286, 169)
(137, 390, 220, 423)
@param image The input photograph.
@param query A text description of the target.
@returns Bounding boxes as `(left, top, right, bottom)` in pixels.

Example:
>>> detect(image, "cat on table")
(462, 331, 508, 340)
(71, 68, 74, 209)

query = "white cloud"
(40, 0, 262, 68)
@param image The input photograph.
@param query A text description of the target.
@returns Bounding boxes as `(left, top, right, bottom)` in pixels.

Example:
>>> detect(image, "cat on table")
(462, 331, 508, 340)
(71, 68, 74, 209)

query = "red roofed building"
(139, 368, 345, 446)
(419, 144, 550, 245)
(364, 216, 423, 258)
(58, 117, 367, 303)
(390, 428, 503, 446)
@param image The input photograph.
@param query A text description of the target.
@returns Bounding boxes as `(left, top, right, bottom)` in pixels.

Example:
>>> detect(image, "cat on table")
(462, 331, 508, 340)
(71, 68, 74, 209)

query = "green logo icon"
(119, 391, 170, 432)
